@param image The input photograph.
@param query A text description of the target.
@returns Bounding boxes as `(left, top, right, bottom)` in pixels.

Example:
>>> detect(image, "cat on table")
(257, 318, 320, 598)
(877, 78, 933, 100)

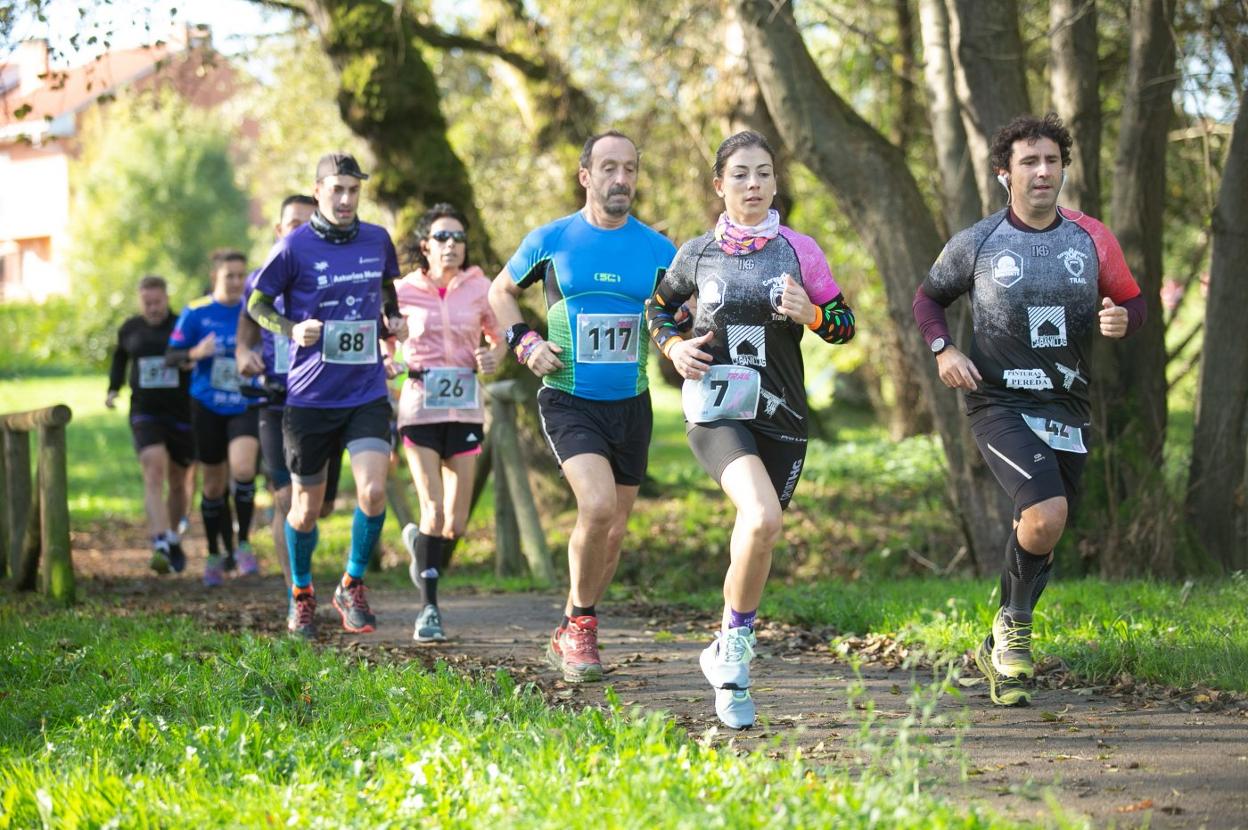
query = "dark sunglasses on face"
(429, 230, 467, 243)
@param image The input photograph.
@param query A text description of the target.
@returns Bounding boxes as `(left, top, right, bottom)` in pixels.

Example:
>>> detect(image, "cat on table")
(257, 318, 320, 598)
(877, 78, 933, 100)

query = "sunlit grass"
(0, 602, 1042, 829)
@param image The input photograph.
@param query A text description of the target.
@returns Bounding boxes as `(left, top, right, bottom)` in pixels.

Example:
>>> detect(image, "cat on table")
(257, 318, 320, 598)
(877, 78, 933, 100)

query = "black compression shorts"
(969, 407, 1088, 516)
(282, 396, 390, 485)
(190, 400, 259, 466)
(536, 387, 652, 486)
(686, 420, 807, 509)
(130, 411, 195, 468)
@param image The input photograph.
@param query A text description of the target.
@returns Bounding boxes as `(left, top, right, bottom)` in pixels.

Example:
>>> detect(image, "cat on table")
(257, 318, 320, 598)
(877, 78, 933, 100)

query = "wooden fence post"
(486, 381, 555, 585)
(39, 423, 73, 603)
(4, 430, 32, 587)
(1, 405, 74, 599)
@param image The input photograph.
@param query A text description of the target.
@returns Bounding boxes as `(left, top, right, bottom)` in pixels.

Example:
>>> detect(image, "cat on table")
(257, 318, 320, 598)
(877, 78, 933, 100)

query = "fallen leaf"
(1114, 799, 1154, 813)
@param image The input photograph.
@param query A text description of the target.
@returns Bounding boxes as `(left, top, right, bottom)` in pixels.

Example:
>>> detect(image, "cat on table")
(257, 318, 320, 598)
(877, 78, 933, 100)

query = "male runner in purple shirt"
(248, 154, 405, 638)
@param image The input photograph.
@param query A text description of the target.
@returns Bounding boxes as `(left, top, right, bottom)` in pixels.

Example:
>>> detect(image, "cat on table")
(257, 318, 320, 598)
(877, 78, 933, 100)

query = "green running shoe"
(149, 546, 171, 575)
(975, 634, 1031, 706)
(991, 607, 1035, 679)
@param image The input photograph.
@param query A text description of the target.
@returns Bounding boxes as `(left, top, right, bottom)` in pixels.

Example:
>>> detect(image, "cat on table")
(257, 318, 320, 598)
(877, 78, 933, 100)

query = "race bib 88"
(322, 319, 378, 365)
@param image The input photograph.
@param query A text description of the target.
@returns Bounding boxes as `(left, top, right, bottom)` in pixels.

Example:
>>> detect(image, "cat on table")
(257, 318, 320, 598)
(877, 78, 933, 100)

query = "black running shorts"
(190, 400, 259, 466)
(536, 387, 652, 486)
(130, 411, 195, 468)
(283, 396, 391, 484)
(400, 421, 485, 460)
(686, 420, 807, 509)
(969, 406, 1089, 516)
(258, 408, 291, 490)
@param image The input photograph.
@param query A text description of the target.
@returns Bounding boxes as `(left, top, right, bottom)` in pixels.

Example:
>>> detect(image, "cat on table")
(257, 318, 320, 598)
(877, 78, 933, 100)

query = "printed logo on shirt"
(1028, 306, 1067, 348)
(1003, 368, 1053, 390)
(727, 325, 767, 367)
(1033, 452, 1046, 463)
(737, 258, 756, 271)
(314, 261, 330, 272)
(991, 250, 1024, 288)
(1058, 248, 1087, 280)
(593, 272, 622, 283)
(359, 256, 380, 265)
(700, 276, 726, 315)
(1055, 361, 1086, 390)
(765, 274, 787, 312)
(760, 386, 801, 420)
(317, 275, 330, 289)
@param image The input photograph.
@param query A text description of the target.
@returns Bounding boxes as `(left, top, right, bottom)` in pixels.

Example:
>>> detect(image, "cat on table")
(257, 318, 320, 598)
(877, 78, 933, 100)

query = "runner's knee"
(737, 501, 782, 547)
(1018, 498, 1067, 550)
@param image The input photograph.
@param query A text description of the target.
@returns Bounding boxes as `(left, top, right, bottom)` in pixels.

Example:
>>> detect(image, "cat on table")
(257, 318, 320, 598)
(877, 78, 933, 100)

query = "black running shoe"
(167, 541, 187, 573)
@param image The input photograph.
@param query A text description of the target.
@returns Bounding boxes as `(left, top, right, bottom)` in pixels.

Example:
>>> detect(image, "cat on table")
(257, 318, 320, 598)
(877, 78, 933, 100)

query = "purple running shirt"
(253, 222, 399, 409)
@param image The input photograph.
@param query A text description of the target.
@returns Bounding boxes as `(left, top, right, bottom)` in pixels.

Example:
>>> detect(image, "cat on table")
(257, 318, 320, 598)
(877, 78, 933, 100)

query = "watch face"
(931, 337, 946, 354)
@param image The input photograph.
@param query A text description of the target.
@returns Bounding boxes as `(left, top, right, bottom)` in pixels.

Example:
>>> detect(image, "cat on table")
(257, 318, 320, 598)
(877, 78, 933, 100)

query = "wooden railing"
(0, 404, 75, 602)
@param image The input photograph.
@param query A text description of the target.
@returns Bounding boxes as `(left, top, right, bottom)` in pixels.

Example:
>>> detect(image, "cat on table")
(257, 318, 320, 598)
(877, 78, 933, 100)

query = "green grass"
(659, 574, 1248, 692)
(0, 601, 1038, 829)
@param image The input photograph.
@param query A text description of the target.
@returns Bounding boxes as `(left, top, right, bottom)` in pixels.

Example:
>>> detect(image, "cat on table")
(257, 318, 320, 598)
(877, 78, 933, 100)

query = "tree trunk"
(1093, 0, 1176, 576)
(732, 0, 1013, 573)
(944, 0, 1031, 214)
(1049, 0, 1102, 217)
(1186, 87, 1248, 570)
(918, 0, 981, 236)
(305, 0, 497, 267)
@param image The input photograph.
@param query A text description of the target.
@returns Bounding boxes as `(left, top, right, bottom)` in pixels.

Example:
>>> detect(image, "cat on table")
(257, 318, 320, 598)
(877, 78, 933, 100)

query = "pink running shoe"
(545, 615, 603, 683)
(203, 555, 225, 588)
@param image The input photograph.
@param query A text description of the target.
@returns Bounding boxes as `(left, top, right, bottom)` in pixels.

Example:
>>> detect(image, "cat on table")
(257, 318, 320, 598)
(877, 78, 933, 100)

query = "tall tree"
(1049, 0, 1102, 217)
(1187, 87, 1248, 569)
(731, 0, 1013, 572)
(1093, 0, 1177, 575)
(944, 0, 1031, 213)
(301, 0, 496, 266)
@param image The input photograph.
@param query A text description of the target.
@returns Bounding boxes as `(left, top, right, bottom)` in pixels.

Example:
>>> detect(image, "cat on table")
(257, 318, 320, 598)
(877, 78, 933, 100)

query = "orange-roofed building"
(0, 25, 240, 303)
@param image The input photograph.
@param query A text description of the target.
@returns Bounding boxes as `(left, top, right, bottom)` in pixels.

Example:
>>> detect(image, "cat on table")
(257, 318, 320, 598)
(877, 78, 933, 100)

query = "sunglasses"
(429, 230, 467, 243)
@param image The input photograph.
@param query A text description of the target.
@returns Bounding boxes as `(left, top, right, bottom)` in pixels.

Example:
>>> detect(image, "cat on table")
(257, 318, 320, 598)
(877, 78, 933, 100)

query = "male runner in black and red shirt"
(913, 113, 1147, 705)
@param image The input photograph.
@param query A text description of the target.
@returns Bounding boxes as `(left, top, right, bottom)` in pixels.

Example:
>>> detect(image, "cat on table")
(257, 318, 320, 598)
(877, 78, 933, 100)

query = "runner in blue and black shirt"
(167, 250, 260, 587)
(489, 130, 676, 684)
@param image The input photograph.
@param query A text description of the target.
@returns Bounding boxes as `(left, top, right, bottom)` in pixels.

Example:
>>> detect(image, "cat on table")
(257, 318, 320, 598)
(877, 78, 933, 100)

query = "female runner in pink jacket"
(391, 204, 505, 641)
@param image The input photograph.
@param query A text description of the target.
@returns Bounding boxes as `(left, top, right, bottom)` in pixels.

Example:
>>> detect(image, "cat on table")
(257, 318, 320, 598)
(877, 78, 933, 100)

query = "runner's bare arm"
(488, 269, 564, 375)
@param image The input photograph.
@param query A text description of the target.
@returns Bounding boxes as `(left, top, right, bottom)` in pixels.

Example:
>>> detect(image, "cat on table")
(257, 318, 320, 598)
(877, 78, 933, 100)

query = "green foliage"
(664, 575, 1248, 692)
(0, 604, 1034, 828)
(64, 92, 253, 367)
(0, 299, 83, 377)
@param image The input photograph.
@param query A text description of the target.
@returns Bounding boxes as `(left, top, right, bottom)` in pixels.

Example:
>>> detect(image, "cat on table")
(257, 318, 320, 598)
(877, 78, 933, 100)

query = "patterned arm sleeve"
(808, 293, 856, 343)
(644, 240, 698, 358)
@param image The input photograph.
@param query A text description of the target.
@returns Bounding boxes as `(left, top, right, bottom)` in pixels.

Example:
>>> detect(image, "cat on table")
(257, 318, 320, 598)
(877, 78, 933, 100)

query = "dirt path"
(75, 542, 1248, 829)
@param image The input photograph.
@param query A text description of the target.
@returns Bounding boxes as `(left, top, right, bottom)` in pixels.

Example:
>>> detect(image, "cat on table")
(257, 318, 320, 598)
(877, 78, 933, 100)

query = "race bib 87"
(137, 356, 179, 389)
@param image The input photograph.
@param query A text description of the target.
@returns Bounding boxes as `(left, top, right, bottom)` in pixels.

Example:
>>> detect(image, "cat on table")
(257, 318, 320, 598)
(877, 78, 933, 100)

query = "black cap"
(315, 153, 369, 181)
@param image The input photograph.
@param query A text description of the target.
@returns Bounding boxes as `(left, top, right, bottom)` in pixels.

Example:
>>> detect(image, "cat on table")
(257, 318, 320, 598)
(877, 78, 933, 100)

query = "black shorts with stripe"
(969, 406, 1089, 517)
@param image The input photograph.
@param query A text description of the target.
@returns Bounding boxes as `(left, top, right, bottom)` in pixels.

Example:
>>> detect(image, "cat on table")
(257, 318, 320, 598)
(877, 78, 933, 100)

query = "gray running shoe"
(975, 634, 1031, 706)
(413, 604, 446, 642)
(700, 627, 758, 729)
(332, 580, 376, 633)
(288, 590, 317, 640)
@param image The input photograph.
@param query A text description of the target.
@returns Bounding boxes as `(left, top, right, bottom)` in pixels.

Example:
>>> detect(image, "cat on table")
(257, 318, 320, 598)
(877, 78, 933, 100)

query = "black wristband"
(505, 322, 533, 348)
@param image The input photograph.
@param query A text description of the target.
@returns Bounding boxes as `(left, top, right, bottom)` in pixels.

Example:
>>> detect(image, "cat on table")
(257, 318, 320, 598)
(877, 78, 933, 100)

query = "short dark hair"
(713, 130, 776, 178)
(279, 194, 316, 222)
(989, 112, 1073, 173)
(137, 275, 167, 292)
(210, 249, 246, 273)
(404, 203, 471, 272)
(578, 130, 637, 171)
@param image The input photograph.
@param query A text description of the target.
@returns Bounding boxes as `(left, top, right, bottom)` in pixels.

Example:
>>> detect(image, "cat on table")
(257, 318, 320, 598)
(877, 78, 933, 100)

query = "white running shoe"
(700, 626, 758, 729)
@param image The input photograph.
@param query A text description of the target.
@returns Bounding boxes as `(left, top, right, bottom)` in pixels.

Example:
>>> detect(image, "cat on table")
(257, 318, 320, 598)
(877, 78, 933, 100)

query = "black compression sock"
(220, 493, 236, 554)
(201, 496, 225, 557)
(571, 605, 596, 618)
(415, 532, 443, 606)
(232, 479, 256, 544)
(1004, 530, 1049, 618)
(442, 536, 458, 571)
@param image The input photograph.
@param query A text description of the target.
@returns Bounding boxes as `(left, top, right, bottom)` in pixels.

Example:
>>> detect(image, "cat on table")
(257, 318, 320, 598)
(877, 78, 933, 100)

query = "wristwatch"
(931, 337, 949, 356)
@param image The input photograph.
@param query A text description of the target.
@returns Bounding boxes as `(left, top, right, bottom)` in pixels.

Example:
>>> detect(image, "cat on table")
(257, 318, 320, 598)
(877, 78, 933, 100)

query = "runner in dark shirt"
(647, 131, 855, 729)
(106, 275, 192, 573)
(912, 113, 1146, 706)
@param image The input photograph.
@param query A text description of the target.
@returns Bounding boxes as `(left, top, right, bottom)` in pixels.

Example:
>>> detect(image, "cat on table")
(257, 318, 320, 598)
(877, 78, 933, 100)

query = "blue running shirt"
(506, 212, 676, 401)
(168, 296, 249, 415)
